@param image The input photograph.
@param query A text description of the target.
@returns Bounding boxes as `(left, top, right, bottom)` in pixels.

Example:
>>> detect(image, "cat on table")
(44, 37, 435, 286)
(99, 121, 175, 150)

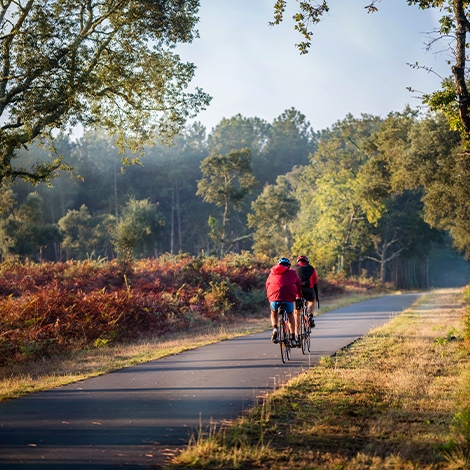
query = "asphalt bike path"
(0, 293, 421, 469)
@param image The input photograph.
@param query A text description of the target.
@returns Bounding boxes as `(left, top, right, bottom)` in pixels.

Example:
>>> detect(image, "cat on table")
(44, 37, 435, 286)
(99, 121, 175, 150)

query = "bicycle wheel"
(278, 314, 288, 363)
(300, 314, 308, 354)
(305, 316, 311, 352)
(279, 320, 288, 363)
(285, 320, 291, 361)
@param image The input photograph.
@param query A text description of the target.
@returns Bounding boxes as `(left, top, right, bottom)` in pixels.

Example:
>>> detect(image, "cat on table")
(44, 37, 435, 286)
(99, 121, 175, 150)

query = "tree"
(120, 197, 165, 257)
(289, 112, 444, 279)
(196, 148, 257, 256)
(208, 115, 268, 156)
(145, 122, 208, 254)
(58, 204, 116, 260)
(362, 191, 441, 284)
(207, 114, 269, 183)
(0, 192, 62, 260)
(247, 176, 299, 257)
(366, 110, 470, 256)
(0, 0, 211, 187)
(58, 205, 95, 260)
(293, 168, 371, 273)
(111, 197, 165, 263)
(290, 114, 382, 272)
(271, 1, 470, 145)
(258, 108, 316, 185)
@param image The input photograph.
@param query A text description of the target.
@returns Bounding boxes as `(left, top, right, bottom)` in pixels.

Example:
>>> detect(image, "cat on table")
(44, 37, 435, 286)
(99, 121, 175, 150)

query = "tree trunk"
(114, 155, 119, 218)
(283, 220, 289, 252)
(170, 182, 175, 254)
(452, 0, 470, 134)
(176, 180, 183, 252)
(221, 199, 229, 256)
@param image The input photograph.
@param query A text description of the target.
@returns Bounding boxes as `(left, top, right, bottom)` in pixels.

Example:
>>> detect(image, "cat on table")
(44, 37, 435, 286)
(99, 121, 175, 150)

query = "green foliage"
(207, 109, 315, 186)
(292, 115, 382, 273)
(1, 107, 467, 288)
(270, 0, 330, 54)
(248, 176, 299, 257)
(368, 110, 470, 257)
(0, 192, 62, 260)
(208, 115, 268, 159)
(197, 148, 257, 255)
(422, 78, 462, 133)
(289, 111, 452, 284)
(0, 0, 210, 187)
(197, 148, 257, 211)
(58, 205, 116, 260)
(111, 197, 165, 264)
(6, 109, 322, 258)
(257, 108, 316, 184)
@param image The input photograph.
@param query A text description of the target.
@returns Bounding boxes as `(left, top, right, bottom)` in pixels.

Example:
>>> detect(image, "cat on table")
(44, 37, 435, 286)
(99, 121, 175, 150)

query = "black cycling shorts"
(302, 287, 316, 302)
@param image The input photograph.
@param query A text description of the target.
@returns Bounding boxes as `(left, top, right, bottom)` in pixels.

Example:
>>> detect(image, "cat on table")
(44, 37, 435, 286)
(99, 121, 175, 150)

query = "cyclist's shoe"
(308, 315, 316, 328)
(271, 328, 279, 344)
(291, 336, 298, 348)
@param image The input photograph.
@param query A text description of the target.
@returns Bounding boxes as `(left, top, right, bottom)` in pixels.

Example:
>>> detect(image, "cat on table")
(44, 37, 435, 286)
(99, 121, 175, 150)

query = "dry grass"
(168, 288, 470, 469)
(0, 292, 382, 402)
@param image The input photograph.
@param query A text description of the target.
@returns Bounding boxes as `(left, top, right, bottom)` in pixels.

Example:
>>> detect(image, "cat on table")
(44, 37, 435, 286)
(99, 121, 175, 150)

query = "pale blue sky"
(177, 1, 448, 133)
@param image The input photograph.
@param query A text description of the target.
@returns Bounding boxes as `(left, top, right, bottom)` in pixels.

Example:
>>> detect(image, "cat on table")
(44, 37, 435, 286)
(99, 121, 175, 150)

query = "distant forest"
(2, 107, 469, 289)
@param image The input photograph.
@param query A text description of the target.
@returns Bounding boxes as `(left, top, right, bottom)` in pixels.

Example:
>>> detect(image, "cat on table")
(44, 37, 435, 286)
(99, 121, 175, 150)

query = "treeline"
(1, 107, 469, 288)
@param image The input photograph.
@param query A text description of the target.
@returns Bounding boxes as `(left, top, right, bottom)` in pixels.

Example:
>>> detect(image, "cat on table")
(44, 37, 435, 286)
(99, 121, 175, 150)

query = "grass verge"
(168, 288, 470, 469)
(0, 291, 385, 402)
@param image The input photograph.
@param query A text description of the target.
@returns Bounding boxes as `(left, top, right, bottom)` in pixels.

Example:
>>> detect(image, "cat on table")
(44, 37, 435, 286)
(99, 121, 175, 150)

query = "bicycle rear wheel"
(305, 319, 311, 352)
(300, 314, 308, 354)
(279, 319, 289, 363)
(285, 322, 291, 360)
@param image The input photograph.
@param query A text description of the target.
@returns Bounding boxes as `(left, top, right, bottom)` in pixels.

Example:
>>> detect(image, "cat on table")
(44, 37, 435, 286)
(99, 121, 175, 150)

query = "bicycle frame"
(297, 298, 311, 354)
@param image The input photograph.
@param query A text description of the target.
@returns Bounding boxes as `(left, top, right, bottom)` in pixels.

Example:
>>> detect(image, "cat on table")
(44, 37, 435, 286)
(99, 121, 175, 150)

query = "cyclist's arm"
(296, 278, 303, 299)
(311, 268, 318, 286)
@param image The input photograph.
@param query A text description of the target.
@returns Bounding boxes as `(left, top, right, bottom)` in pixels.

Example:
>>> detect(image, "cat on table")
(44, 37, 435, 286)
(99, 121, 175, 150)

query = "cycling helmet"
(297, 255, 309, 263)
(277, 257, 291, 267)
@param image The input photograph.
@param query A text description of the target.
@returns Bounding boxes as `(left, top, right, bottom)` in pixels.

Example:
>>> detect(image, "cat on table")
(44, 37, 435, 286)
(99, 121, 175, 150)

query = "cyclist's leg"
(269, 301, 281, 343)
(307, 301, 316, 327)
(302, 288, 315, 315)
(307, 300, 316, 316)
(287, 312, 295, 334)
(270, 301, 282, 328)
(287, 311, 299, 346)
(278, 301, 297, 345)
(302, 288, 316, 326)
(270, 309, 278, 328)
(293, 309, 300, 335)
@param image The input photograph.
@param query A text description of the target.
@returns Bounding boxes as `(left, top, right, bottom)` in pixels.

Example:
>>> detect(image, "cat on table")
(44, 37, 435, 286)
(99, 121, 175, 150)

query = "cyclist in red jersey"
(294, 255, 319, 328)
(266, 257, 303, 346)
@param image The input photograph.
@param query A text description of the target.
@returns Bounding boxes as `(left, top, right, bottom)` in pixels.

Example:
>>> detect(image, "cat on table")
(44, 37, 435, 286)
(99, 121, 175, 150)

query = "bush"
(0, 254, 377, 366)
(0, 254, 271, 365)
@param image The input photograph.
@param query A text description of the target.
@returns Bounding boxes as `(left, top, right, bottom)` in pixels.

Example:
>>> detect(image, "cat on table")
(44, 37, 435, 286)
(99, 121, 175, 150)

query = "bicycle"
(277, 304, 291, 363)
(297, 298, 311, 354)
